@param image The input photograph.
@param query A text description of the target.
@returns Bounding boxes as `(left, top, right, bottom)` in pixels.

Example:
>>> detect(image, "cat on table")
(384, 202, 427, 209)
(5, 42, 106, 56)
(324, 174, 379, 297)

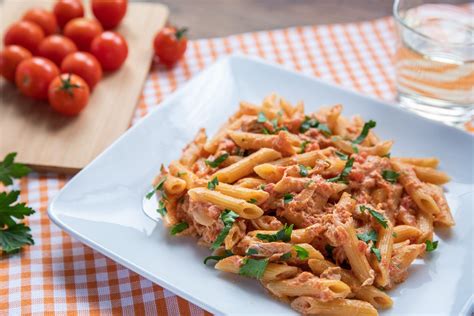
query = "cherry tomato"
(91, 0, 127, 29)
(38, 35, 77, 67)
(63, 18, 103, 51)
(61, 52, 102, 90)
(0, 46, 32, 82)
(90, 31, 128, 71)
(53, 0, 84, 29)
(153, 26, 188, 67)
(15, 57, 59, 100)
(48, 73, 90, 115)
(22, 8, 58, 36)
(4, 21, 45, 55)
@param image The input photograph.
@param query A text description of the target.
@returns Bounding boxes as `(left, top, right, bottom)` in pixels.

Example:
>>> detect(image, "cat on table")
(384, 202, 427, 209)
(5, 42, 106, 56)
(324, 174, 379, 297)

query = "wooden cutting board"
(0, 0, 169, 173)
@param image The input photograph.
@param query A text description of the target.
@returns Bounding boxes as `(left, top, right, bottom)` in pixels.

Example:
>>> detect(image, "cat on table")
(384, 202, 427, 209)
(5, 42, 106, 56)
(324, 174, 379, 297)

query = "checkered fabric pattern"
(0, 16, 470, 315)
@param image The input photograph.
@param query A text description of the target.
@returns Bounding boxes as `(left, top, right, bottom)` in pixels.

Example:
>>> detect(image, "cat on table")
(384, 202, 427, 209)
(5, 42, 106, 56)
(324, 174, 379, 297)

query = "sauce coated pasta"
(148, 94, 453, 315)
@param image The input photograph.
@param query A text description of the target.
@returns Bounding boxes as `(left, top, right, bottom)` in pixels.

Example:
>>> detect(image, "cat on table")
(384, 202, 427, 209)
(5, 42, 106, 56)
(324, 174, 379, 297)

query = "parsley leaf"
(299, 164, 310, 177)
(170, 222, 188, 235)
(146, 176, 167, 200)
(425, 240, 438, 252)
(156, 200, 167, 216)
(357, 230, 378, 243)
(257, 112, 267, 123)
(205, 153, 229, 168)
(203, 250, 233, 264)
(383, 153, 391, 158)
(247, 198, 257, 204)
(382, 169, 400, 184)
(246, 248, 259, 256)
(0, 153, 31, 186)
(256, 224, 293, 242)
(280, 252, 292, 261)
(283, 193, 294, 204)
(207, 177, 219, 190)
(294, 245, 309, 260)
(258, 184, 266, 190)
(300, 141, 310, 154)
(327, 157, 354, 184)
(371, 247, 382, 262)
(210, 210, 239, 250)
(239, 258, 269, 279)
(0, 191, 35, 227)
(351, 143, 359, 153)
(299, 116, 332, 136)
(0, 223, 34, 254)
(177, 171, 187, 177)
(335, 151, 348, 161)
(262, 127, 271, 135)
(352, 120, 376, 144)
(360, 205, 388, 229)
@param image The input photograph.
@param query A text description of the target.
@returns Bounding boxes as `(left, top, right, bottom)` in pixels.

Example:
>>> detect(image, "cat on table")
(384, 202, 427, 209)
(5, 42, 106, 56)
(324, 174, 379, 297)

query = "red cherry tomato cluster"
(0, 0, 129, 116)
(153, 26, 188, 68)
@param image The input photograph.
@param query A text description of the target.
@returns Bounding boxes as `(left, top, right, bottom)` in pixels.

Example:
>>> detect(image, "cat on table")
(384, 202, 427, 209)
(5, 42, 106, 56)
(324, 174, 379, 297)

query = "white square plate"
(49, 55, 474, 316)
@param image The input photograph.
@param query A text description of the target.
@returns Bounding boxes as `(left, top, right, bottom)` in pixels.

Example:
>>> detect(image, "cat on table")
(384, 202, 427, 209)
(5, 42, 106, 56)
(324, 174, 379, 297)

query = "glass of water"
(393, 0, 473, 125)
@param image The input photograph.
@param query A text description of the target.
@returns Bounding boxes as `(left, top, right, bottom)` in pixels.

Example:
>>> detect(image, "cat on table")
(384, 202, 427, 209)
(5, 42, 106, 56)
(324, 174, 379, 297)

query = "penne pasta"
(163, 175, 187, 195)
(214, 182, 269, 204)
(213, 148, 282, 183)
(187, 188, 263, 219)
(291, 296, 378, 316)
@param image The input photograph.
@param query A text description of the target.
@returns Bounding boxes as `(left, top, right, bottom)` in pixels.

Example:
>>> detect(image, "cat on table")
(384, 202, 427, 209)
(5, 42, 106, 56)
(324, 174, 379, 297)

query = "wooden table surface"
(149, 0, 396, 39)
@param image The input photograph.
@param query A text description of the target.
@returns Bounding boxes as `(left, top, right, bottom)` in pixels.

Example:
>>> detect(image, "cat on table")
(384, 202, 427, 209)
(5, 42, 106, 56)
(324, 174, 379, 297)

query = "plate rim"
(48, 54, 473, 315)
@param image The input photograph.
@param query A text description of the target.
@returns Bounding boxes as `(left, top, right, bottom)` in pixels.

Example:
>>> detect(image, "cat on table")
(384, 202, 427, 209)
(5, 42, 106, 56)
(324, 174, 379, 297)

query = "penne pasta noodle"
(188, 188, 264, 219)
(393, 225, 422, 243)
(180, 128, 207, 167)
(253, 163, 285, 182)
(393, 157, 439, 168)
(270, 148, 333, 167)
(214, 148, 282, 183)
(291, 296, 378, 316)
(163, 175, 187, 195)
(214, 182, 269, 204)
(413, 166, 450, 185)
(234, 177, 267, 189)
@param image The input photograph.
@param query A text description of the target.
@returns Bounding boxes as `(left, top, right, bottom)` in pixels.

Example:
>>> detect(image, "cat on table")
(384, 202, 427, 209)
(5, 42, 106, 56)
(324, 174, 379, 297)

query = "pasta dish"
(147, 94, 453, 315)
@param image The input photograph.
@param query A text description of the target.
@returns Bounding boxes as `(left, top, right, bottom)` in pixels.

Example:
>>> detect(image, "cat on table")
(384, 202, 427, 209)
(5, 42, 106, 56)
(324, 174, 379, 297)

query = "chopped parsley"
(383, 153, 391, 158)
(351, 143, 359, 153)
(360, 205, 388, 229)
(299, 164, 310, 177)
(382, 169, 400, 184)
(146, 176, 167, 199)
(283, 193, 294, 204)
(294, 245, 309, 260)
(299, 116, 331, 136)
(335, 151, 348, 161)
(352, 120, 376, 144)
(0, 152, 31, 186)
(327, 157, 354, 184)
(258, 184, 266, 190)
(256, 224, 293, 242)
(357, 229, 378, 243)
(177, 171, 187, 177)
(371, 247, 382, 262)
(207, 177, 219, 190)
(280, 252, 292, 261)
(156, 200, 167, 216)
(210, 210, 239, 250)
(239, 258, 269, 279)
(203, 250, 233, 264)
(425, 240, 438, 252)
(247, 198, 257, 204)
(170, 222, 189, 235)
(205, 153, 229, 168)
(300, 141, 310, 153)
(257, 112, 267, 123)
(246, 248, 259, 256)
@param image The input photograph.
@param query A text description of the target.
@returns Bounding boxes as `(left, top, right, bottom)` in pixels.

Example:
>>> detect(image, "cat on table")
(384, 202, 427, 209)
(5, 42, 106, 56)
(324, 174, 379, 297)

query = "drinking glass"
(393, 0, 473, 125)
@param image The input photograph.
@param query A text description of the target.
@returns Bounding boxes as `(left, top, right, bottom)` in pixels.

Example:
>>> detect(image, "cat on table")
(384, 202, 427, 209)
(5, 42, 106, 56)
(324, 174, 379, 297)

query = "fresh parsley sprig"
(425, 240, 438, 252)
(327, 157, 354, 184)
(146, 176, 167, 199)
(170, 222, 188, 235)
(294, 245, 309, 260)
(299, 116, 331, 136)
(205, 153, 229, 168)
(203, 250, 233, 264)
(352, 120, 376, 144)
(256, 224, 293, 242)
(359, 205, 388, 229)
(356, 229, 382, 262)
(283, 193, 294, 204)
(382, 170, 400, 184)
(0, 152, 35, 255)
(207, 177, 219, 190)
(298, 164, 310, 177)
(0, 153, 31, 186)
(210, 210, 239, 250)
(239, 257, 269, 279)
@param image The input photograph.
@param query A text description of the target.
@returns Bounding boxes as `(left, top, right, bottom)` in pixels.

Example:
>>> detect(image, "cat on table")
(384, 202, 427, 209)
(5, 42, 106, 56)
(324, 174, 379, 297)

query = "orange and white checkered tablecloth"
(0, 16, 470, 315)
